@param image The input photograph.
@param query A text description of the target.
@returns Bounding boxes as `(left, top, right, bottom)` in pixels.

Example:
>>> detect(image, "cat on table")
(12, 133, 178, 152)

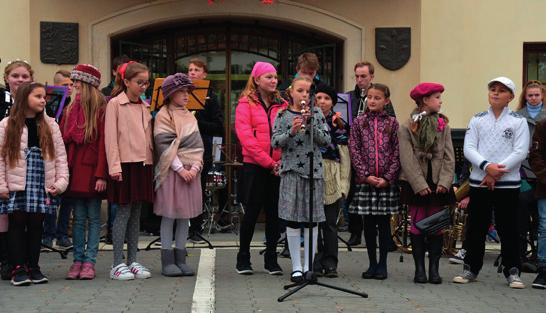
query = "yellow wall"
(420, 0, 546, 127)
(0, 0, 31, 82)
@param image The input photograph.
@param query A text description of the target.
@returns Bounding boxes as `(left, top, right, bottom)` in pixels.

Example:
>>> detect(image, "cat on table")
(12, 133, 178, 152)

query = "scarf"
(526, 102, 543, 119)
(62, 94, 86, 144)
(154, 105, 204, 190)
(410, 109, 445, 152)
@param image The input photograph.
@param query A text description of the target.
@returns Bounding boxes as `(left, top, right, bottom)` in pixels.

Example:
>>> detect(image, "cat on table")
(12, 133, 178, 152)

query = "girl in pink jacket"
(0, 82, 69, 286)
(235, 62, 287, 275)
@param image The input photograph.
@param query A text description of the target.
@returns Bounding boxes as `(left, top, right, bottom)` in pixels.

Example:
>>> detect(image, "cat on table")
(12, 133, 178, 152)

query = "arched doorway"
(111, 18, 343, 159)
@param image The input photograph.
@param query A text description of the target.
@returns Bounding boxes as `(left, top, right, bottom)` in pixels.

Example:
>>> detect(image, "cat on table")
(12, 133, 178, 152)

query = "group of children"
(0, 60, 203, 286)
(0, 56, 542, 291)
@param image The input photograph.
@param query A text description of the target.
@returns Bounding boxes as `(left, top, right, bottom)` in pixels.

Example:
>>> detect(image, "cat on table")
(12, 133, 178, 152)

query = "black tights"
(363, 214, 391, 269)
(8, 211, 45, 268)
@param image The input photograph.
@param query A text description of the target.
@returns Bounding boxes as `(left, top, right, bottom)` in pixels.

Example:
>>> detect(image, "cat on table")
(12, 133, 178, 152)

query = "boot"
(174, 248, 195, 276)
(427, 235, 443, 284)
(362, 243, 377, 279)
(410, 234, 427, 283)
(161, 249, 183, 277)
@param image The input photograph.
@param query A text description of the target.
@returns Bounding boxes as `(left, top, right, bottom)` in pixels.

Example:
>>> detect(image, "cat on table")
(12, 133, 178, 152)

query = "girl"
(399, 82, 455, 284)
(0, 60, 34, 280)
(105, 61, 154, 280)
(61, 64, 107, 280)
(271, 77, 330, 283)
(235, 62, 287, 275)
(0, 82, 68, 286)
(154, 73, 203, 277)
(515, 80, 546, 270)
(349, 83, 400, 280)
(314, 83, 350, 278)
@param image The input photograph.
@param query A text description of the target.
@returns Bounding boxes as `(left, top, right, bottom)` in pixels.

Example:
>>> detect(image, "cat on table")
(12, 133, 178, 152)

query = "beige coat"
(398, 119, 455, 194)
(105, 92, 153, 175)
(0, 116, 69, 194)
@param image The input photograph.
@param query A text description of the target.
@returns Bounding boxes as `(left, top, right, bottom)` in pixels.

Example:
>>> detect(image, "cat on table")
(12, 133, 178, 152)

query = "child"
(314, 83, 350, 278)
(271, 77, 330, 283)
(349, 83, 400, 280)
(61, 64, 108, 280)
(453, 77, 529, 289)
(0, 60, 34, 281)
(105, 61, 154, 280)
(530, 118, 546, 288)
(0, 82, 68, 286)
(399, 82, 455, 284)
(154, 73, 203, 277)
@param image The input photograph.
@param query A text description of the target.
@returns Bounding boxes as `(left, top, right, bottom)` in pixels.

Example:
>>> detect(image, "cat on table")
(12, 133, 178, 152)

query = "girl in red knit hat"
(399, 82, 455, 284)
(60, 64, 108, 280)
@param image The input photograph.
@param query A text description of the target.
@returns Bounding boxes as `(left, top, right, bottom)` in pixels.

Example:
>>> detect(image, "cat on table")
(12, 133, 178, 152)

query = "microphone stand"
(278, 82, 368, 302)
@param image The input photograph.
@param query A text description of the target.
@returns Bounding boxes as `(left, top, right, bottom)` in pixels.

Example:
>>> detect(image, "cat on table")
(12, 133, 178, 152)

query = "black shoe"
(374, 266, 388, 280)
(105, 234, 113, 245)
(264, 251, 283, 275)
(56, 237, 73, 249)
(361, 265, 377, 279)
(324, 267, 338, 278)
(28, 267, 48, 284)
(347, 234, 362, 246)
(236, 252, 253, 275)
(188, 233, 205, 244)
(11, 265, 31, 286)
(290, 270, 304, 283)
(532, 268, 546, 289)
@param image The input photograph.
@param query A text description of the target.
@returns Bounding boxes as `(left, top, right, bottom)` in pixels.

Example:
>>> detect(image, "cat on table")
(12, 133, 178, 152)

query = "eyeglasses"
(133, 80, 150, 88)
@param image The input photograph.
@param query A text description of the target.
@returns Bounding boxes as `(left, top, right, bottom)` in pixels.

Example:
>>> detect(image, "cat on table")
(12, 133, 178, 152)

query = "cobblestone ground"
(0, 233, 544, 313)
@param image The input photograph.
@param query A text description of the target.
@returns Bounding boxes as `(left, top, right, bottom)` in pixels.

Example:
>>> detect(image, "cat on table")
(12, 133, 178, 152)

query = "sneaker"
(66, 261, 82, 280)
(188, 233, 205, 244)
(265, 262, 283, 275)
(110, 263, 135, 281)
(56, 237, 73, 249)
(452, 264, 477, 284)
(128, 262, 152, 279)
(532, 268, 546, 289)
(449, 249, 466, 264)
(28, 267, 48, 284)
(41, 238, 53, 251)
(324, 267, 338, 278)
(79, 262, 96, 280)
(11, 265, 31, 286)
(506, 267, 525, 289)
(236, 262, 254, 275)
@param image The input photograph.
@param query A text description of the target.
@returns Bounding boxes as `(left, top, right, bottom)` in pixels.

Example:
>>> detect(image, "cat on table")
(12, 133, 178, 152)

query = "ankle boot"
(362, 244, 378, 279)
(160, 249, 183, 277)
(427, 235, 443, 284)
(410, 234, 427, 283)
(174, 248, 195, 276)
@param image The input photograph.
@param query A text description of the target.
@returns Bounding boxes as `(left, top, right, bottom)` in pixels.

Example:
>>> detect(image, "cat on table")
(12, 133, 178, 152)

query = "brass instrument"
(443, 180, 470, 255)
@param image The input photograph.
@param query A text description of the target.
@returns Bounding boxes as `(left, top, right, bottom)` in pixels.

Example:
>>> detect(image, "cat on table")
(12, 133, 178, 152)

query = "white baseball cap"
(488, 76, 516, 95)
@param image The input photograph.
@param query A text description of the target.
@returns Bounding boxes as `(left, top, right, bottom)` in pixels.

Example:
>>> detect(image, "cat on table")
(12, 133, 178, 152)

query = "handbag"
(415, 207, 452, 235)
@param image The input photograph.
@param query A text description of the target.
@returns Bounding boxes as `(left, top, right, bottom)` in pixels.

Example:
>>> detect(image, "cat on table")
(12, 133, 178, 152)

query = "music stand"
(278, 84, 367, 302)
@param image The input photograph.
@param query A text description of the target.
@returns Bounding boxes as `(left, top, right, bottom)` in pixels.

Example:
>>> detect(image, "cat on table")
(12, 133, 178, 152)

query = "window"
(523, 42, 546, 85)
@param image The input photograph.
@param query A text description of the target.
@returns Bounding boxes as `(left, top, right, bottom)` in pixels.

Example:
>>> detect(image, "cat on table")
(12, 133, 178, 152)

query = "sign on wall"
(40, 21, 79, 64)
(375, 27, 411, 71)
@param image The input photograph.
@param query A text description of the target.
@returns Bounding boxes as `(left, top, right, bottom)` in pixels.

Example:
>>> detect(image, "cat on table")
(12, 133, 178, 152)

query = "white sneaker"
(507, 267, 525, 289)
(129, 262, 152, 279)
(110, 263, 135, 281)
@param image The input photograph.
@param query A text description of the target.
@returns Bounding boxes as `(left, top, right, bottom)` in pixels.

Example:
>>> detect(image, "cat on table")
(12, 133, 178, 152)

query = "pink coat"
(0, 116, 69, 195)
(235, 96, 287, 169)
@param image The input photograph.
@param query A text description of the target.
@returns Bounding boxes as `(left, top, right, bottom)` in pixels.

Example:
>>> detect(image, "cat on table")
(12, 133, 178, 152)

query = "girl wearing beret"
(349, 83, 400, 280)
(399, 82, 455, 284)
(154, 73, 203, 277)
(61, 64, 108, 280)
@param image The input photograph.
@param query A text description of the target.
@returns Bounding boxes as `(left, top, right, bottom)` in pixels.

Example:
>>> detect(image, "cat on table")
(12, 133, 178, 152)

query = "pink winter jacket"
(0, 116, 69, 195)
(235, 96, 287, 169)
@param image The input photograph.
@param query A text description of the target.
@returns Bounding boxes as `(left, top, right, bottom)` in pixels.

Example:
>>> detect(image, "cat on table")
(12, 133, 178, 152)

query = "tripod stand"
(278, 93, 367, 302)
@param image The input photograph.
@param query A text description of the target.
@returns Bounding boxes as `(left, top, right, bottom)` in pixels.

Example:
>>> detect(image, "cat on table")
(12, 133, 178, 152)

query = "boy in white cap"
(453, 77, 530, 288)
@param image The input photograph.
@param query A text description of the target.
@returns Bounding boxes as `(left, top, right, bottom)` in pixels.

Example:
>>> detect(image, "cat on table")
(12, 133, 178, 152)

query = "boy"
(453, 77, 530, 288)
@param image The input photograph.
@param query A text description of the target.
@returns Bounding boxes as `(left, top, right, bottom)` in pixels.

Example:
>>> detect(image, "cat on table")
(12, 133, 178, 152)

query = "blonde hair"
(3, 61, 34, 88)
(517, 80, 545, 110)
(65, 82, 106, 143)
(239, 73, 281, 105)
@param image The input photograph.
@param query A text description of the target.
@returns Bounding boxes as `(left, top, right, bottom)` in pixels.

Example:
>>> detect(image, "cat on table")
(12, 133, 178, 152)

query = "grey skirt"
(278, 171, 325, 223)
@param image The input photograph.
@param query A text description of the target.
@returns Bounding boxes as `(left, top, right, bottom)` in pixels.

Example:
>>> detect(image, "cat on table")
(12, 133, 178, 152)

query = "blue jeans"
(43, 198, 73, 240)
(538, 199, 546, 268)
(72, 198, 102, 264)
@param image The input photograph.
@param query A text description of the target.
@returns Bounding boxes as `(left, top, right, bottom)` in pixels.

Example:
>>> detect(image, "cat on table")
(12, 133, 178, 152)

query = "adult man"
(187, 58, 224, 242)
(346, 62, 396, 246)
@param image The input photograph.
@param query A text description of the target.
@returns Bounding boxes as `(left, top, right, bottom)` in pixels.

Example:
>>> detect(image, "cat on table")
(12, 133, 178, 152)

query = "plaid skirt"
(0, 147, 60, 215)
(349, 183, 400, 215)
(278, 171, 325, 223)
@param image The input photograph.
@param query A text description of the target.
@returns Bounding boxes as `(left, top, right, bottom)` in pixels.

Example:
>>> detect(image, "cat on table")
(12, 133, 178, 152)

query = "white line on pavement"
(191, 249, 216, 313)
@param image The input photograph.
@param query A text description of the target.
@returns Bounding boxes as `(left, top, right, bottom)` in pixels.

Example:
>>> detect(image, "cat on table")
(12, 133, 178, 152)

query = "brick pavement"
(0, 233, 545, 313)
